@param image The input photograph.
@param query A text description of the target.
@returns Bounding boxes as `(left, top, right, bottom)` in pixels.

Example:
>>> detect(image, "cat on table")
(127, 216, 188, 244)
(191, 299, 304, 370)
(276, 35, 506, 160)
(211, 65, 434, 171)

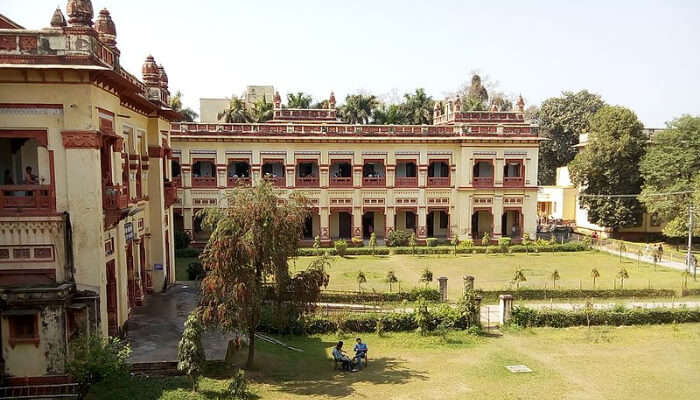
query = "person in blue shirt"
(332, 341, 354, 371)
(353, 337, 368, 368)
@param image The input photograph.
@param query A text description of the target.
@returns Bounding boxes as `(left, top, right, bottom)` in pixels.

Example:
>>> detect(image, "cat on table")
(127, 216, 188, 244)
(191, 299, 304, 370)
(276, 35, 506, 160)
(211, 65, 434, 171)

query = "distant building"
(199, 85, 275, 123)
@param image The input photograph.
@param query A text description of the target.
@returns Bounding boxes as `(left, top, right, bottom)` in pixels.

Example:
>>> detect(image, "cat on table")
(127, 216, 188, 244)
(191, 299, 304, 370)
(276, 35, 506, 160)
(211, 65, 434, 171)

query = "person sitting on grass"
(353, 337, 368, 367)
(333, 341, 356, 372)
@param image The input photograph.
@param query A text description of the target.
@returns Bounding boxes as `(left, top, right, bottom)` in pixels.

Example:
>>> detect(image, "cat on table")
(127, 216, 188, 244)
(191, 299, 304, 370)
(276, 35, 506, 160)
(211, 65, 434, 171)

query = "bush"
(511, 306, 700, 328)
(459, 239, 473, 249)
(386, 230, 413, 247)
(67, 335, 131, 396)
(425, 238, 439, 247)
(334, 240, 348, 257)
(475, 288, 675, 302)
(175, 247, 200, 258)
(318, 287, 440, 303)
(498, 237, 511, 251)
(174, 231, 191, 250)
(351, 237, 363, 247)
(226, 368, 250, 399)
(187, 262, 205, 280)
(177, 312, 206, 392)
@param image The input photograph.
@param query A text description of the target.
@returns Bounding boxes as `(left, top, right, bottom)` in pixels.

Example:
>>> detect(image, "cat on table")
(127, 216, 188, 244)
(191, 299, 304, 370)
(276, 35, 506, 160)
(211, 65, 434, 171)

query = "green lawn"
(175, 256, 198, 281)
(291, 251, 700, 300)
(90, 323, 700, 399)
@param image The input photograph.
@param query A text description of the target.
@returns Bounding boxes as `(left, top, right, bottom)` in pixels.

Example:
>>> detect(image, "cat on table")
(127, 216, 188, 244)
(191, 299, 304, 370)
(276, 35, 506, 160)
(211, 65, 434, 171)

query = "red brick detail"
(148, 145, 163, 158)
(0, 36, 16, 51)
(18, 36, 37, 51)
(0, 129, 48, 147)
(62, 130, 100, 149)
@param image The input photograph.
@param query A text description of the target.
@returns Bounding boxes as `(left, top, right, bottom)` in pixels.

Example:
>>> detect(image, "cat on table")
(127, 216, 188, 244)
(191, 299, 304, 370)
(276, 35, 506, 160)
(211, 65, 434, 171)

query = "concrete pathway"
(593, 244, 690, 271)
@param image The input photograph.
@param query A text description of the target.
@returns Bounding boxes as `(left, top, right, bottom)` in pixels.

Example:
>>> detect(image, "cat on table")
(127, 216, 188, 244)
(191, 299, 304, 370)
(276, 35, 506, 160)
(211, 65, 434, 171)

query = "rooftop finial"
(66, 0, 94, 26)
(50, 7, 67, 28)
(517, 94, 525, 112)
(329, 91, 336, 109)
(95, 8, 116, 48)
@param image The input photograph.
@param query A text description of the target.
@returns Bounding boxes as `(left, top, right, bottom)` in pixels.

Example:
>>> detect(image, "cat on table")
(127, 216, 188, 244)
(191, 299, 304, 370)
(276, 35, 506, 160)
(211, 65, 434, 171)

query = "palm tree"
(250, 97, 273, 123)
(169, 90, 199, 122)
(591, 268, 600, 288)
(402, 88, 434, 125)
(312, 100, 330, 109)
(286, 92, 312, 109)
(356, 271, 367, 292)
(550, 269, 560, 289)
(338, 94, 378, 124)
(681, 270, 691, 290)
(372, 104, 409, 125)
(617, 267, 629, 289)
(386, 270, 398, 292)
(512, 268, 526, 289)
(218, 97, 251, 123)
(420, 267, 433, 287)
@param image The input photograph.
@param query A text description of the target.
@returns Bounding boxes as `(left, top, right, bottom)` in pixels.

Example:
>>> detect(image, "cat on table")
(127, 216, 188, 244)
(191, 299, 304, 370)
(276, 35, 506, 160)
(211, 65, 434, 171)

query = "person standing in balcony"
(23, 166, 38, 184)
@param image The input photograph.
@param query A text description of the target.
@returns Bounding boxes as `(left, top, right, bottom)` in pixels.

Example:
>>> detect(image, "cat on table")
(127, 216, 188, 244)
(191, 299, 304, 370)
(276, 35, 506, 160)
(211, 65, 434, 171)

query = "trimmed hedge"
(511, 306, 700, 328)
(296, 247, 391, 257)
(319, 287, 440, 303)
(294, 242, 588, 257)
(476, 288, 677, 302)
(175, 247, 200, 258)
(681, 288, 700, 297)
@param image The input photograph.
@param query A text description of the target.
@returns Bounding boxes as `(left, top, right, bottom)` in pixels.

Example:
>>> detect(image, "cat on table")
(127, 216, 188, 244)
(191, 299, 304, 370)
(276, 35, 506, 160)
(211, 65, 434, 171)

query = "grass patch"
(175, 256, 198, 281)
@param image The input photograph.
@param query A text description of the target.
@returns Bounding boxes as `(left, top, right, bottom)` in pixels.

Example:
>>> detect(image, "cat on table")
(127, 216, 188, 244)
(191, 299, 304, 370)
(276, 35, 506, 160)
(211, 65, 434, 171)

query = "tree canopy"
(639, 115, 700, 238)
(569, 105, 647, 230)
(218, 97, 250, 123)
(286, 92, 312, 109)
(169, 90, 199, 122)
(198, 180, 328, 367)
(250, 97, 274, 123)
(537, 90, 606, 185)
(402, 88, 434, 124)
(338, 94, 378, 124)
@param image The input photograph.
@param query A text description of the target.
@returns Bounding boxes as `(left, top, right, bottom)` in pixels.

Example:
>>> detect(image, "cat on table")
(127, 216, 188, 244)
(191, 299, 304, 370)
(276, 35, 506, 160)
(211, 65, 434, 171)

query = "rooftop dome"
(66, 0, 94, 26)
(142, 55, 160, 85)
(50, 7, 67, 28)
(158, 65, 168, 89)
(95, 8, 116, 47)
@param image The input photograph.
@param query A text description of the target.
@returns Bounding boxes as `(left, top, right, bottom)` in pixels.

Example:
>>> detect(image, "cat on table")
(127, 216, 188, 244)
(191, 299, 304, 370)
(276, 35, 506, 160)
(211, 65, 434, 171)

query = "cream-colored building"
(537, 167, 577, 222)
(172, 93, 541, 245)
(0, 2, 178, 382)
(199, 85, 275, 123)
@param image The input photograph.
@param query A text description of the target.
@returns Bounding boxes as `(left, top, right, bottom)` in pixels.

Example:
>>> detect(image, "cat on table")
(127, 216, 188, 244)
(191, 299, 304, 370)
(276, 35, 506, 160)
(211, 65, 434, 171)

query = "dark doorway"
(427, 212, 434, 237)
(406, 212, 416, 230)
(502, 213, 508, 237)
(471, 212, 479, 238)
(303, 215, 313, 239)
(362, 212, 375, 239)
(339, 212, 352, 239)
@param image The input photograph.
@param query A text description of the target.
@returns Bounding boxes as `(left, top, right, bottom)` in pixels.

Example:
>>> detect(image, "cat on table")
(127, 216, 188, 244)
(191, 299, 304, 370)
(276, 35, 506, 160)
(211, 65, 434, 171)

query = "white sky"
(4, 0, 700, 127)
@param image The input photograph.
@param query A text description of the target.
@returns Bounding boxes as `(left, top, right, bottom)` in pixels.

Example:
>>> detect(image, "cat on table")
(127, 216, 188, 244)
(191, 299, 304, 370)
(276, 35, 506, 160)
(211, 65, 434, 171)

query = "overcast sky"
(4, 0, 699, 127)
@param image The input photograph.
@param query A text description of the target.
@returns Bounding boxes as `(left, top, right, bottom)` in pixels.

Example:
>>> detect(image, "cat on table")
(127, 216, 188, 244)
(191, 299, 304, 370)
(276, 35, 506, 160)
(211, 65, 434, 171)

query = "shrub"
(475, 288, 676, 302)
(187, 262, 205, 280)
(481, 232, 490, 246)
(498, 237, 511, 252)
(334, 240, 348, 257)
(313, 236, 321, 249)
(318, 287, 440, 303)
(511, 306, 700, 328)
(351, 237, 363, 247)
(177, 312, 206, 392)
(459, 239, 473, 249)
(425, 238, 439, 247)
(226, 368, 250, 399)
(174, 231, 191, 250)
(67, 335, 131, 397)
(175, 247, 200, 258)
(386, 230, 413, 247)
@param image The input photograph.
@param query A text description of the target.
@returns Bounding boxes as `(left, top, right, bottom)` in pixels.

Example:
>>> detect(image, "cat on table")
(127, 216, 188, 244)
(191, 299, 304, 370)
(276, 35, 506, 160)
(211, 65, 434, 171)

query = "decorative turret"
(142, 55, 160, 85)
(490, 103, 499, 112)
(158, 65, 169, 104)
(50, 7, 67, 28)
(95, 8, 116, 48)
(273, 91, 281, 109)
(433, 101, 442, 118)
(66, 0, 94, 26)
(454, 95, 462, 112)
(517, 95, 525, 112)
(329, 91, 336, 109)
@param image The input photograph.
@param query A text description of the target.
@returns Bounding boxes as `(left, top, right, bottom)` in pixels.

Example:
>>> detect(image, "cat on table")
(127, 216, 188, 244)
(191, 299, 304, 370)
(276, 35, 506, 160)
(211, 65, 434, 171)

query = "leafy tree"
(569, 106, 647, 230)
(312, 99, 330, 109)
(198, 180, 327, 368)
(334, 239, 348, 257)
(512, 268, 527, 289)
(356, 270, 367, 291)
(591, 268, 600, 288)
(368, 232, 377, 255)
(286, 92, 313, 108)
(681, 270, 691, 289)
(537, 90, 606, 185)
(409, 232, 417, 255)
(372, 104, 409, 124)
(464, 74, 489, 110)
(386, 270, 398, 292)
(218, 97, 251, 123)
(451, 236, 460, 256)
(338, 94, 379, 124)
(550, 269, 560, 288)
(420, 267, 433, 287)
(169, 90, 199, 122)
(250, 96, 274, 122)
(617, 267, 629, 289)
(177, 312, 206, 392)
(402, 88, 434, 125)
(66, 335, 131, 397)
(639, 116, 700, 239)
(481, 232, 490, 247)
(489, 94, 513, 111)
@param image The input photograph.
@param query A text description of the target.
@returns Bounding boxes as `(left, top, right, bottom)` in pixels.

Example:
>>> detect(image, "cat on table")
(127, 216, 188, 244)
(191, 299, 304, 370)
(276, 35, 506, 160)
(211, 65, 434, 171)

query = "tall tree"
(218, 97, 251, 123)
(569, 106, 647, 230)
(169, 90, 199, 122)
(338, 94, 379, 124)
(286, 92, 312, 109)
(537, 90, 606, 185)
(372, 104, 409, 125)
(250, 97, 274, 123)
(465, 74, 489, 109)
(198, 181, 327, 368)
(639, 116, 700, 239)
(402, 88, 434, 125)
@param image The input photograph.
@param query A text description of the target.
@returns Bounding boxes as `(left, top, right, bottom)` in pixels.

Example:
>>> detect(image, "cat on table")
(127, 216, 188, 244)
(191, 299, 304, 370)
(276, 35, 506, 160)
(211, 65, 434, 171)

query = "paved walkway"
(593, 244, 690, 271)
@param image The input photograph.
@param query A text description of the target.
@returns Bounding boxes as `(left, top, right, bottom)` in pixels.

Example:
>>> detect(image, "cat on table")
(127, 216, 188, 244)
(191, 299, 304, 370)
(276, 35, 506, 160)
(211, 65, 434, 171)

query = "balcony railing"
(103, 185, 128, 210)
(363, 176, 386, 187)
(395, 176, 418, 187)
(428, 176, 450, 187)
(0, 185, 54, 214)
(473, 177, 494, 187)
(192, 176, 217, 188)
(227, 177, 251, 187)
(295, 176, 320, 187)
(330, 176, 353, 187)
(503, 176, 524, 187)
(266, 176, 286, 187)
(164, 182, 177, 208)
(172, 175, 181, 187)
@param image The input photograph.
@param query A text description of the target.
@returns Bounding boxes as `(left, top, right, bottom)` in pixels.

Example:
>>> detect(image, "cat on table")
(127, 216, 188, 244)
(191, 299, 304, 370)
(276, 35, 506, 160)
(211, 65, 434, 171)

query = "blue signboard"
(154, 263, 163, 271)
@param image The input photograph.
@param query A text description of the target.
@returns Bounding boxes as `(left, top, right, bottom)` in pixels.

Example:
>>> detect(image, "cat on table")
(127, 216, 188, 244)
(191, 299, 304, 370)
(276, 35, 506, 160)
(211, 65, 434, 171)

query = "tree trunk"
(246, 326, 256, 368)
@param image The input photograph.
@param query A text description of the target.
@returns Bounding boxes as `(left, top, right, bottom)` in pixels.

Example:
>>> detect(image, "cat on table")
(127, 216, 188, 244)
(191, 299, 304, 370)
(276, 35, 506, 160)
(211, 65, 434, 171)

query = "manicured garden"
(89, 323, 700, 399)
